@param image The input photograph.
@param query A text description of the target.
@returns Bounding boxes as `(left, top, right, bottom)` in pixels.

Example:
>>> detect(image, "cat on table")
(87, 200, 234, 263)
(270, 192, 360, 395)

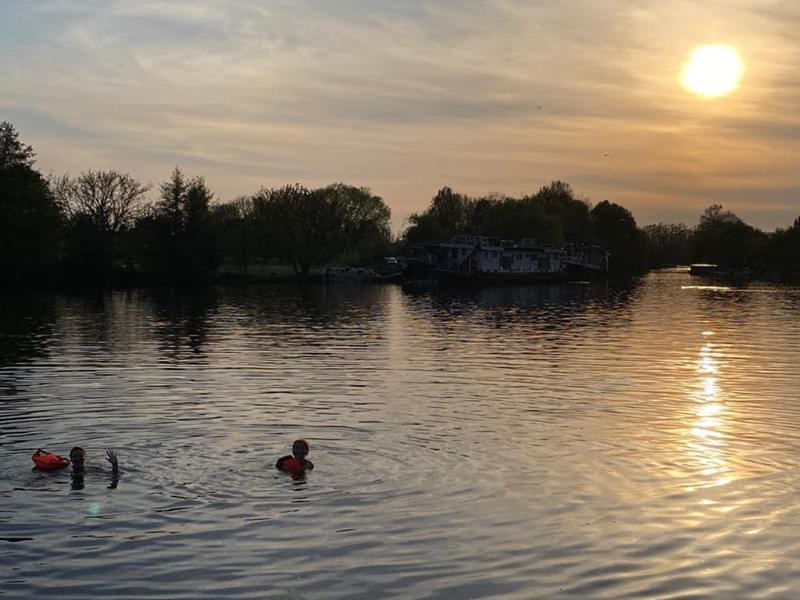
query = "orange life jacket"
(277, 456, 306, 474)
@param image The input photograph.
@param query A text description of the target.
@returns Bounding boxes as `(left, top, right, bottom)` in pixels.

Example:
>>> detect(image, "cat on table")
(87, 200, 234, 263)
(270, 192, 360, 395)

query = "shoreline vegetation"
(2, 121, 799, 290)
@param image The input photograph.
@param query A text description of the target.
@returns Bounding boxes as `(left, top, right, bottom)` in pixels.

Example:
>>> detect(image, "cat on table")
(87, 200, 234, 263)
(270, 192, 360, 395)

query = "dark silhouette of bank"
(2, 120, 799, 287)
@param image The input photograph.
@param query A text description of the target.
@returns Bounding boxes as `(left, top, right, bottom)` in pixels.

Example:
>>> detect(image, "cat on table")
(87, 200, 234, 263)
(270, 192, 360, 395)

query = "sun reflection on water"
(684, 337, 735, 491)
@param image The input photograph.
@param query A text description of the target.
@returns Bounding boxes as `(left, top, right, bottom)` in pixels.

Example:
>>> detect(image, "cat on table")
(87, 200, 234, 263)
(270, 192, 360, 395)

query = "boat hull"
(431, 269, 567, 284)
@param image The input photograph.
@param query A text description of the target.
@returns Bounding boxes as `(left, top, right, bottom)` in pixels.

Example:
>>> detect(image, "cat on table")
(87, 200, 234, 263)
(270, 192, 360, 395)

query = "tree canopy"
(134, 168, 218, 282)
(0, 123, 62, 283)
(251, 183, 392, 275)
(0, 121, 36, 169)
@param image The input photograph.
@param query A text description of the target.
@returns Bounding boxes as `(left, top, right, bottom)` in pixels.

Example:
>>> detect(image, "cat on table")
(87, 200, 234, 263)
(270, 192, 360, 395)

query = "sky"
(2, 0, 799, 232)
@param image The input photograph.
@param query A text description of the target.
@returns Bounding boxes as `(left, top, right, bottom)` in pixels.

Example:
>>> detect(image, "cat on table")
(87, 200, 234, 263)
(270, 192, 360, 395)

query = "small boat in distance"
(689, 263, 723, 276)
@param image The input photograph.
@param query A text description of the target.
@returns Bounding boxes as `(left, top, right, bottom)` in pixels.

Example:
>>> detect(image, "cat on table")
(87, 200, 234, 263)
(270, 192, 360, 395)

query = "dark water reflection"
(2, 273, 800, 598)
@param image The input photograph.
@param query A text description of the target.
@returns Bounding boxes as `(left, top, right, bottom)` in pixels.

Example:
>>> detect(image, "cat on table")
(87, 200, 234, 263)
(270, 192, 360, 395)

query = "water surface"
(2, 272, 800, 598)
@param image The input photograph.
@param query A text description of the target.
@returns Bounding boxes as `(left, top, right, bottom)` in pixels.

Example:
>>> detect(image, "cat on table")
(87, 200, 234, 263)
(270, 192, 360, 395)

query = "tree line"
(2, 121, 799, 287)
(643, 205, 800, 275)
(0, 122, 393, 286)
(404, 184, 800, 277)
(403, 182, 649, 273)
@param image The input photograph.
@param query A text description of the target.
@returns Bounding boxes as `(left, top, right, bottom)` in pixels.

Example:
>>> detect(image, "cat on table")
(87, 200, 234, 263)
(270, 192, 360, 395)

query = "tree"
(590, 200, 647, 273)
(404, 186, 473, 245)
(403, 181, 594, 246)
(692, 204, 763, 269)
(0, 121, 36, 169)
(0, 123, 63, 284)
(158, 166, 190, 236)
(768, 216, 800, 276)
(642, 223, 692, 268)
(428, 186, 473, 234)
(321, 183, 391, 261)
(54, 170, 149, 236)
(473, 194, 547, 241)
(135, 168, 218, 282)
(212, 197, 259, 273)
(252, 183, 392, 275)
(253, 184, 320, 275)
(527, 181, 593, 244)
(52, 170, 150, 273)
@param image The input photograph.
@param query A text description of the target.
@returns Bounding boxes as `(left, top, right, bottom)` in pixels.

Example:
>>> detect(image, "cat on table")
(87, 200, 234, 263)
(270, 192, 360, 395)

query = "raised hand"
(106, 449, 119, 474)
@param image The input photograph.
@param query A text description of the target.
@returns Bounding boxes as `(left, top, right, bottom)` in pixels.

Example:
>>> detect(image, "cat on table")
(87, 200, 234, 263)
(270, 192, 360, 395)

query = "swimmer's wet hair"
(292, 439, 310, 455)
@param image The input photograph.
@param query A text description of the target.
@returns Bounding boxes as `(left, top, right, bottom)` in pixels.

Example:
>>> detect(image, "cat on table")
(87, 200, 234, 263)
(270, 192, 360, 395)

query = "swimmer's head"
(70, 446, 86, 470)
(292, 439, 309, 459)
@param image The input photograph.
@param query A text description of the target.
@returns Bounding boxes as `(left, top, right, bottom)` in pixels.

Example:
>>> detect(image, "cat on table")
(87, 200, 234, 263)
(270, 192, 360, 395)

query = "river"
(2, 270, 800, 598)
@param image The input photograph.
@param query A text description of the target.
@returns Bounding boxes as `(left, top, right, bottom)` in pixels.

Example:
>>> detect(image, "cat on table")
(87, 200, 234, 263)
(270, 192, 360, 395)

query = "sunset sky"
(2, 1, 798, 231)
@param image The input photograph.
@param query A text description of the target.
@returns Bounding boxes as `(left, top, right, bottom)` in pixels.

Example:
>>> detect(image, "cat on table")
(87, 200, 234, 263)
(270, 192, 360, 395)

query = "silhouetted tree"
(0, 123, 63, 284)
(212, 197, 260, 273)
(404, 181, 593, 246)
(643, 223, 693, 267)
(0, 122, 36, 169)
(252, 183, 392, 275)
(526, 181, 593, 245)
(405, 187, 473, 245)
(474, 193, 548, 241)
(321, 183, 392, 261)
(692, 204, 766, 269)
(52, 170, 149, 274)
(590, 200, 647, 273)
(158, 166, 190, 236)
(768, 216, 800, 276)
(135, 168, 218, 282)
(252, 184, 320, 275)
(54, 171, 149, 236)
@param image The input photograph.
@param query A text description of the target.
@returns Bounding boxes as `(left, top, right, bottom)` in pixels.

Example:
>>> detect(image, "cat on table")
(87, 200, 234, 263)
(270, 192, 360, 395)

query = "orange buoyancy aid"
(277, 456, 304, 474)
(32, 450, 70, 471)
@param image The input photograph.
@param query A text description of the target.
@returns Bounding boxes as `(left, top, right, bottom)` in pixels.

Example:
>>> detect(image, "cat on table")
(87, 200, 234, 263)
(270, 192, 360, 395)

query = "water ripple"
(2, 275, 800, 598)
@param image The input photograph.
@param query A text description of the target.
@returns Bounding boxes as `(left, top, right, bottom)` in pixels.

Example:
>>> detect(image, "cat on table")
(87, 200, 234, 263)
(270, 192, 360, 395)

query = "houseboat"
(563, 243, 610, 279)
(405, 236, 607, 283)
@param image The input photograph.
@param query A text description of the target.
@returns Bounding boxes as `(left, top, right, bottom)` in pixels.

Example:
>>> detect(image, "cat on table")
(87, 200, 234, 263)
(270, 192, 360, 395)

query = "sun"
(682, 45, 744, 97)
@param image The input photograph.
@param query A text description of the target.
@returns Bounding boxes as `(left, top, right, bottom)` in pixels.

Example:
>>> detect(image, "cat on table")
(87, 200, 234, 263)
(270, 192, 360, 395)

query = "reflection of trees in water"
(778, 286, 800, 319)
(58, 290, 146, 353)
(223, 283, 391, 329)
(402, 280, 642, 330)
(0, 293, 58, 369)
(392, 281, 647, 402)
(145, 287, 219, 361)
(214, 284, 394, 367)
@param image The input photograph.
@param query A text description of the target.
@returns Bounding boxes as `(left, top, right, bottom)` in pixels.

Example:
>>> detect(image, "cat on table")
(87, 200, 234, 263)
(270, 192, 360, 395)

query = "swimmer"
(69, 447, 120, 490)
(275, 439, 314, 475)
(69, 447, 119, 476)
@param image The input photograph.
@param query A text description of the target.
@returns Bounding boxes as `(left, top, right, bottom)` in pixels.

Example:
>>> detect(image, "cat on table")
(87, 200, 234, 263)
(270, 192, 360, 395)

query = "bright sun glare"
(682, 44, 744, 97)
